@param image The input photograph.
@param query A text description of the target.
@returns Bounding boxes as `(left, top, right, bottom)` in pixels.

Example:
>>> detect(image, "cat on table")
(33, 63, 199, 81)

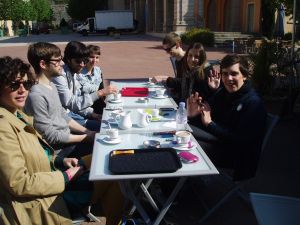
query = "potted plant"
(250, 40, 290, 117)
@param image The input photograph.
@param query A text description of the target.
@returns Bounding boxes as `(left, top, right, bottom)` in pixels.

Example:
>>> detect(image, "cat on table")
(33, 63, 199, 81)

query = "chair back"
(170, 57, 177, 77)
(261, 113, 279, 153)
(250, 193, 300, 225)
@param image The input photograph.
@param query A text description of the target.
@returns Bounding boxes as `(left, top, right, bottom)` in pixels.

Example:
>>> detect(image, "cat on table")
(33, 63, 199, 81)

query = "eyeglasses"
(47, 56, 63, 66)
(164, 44, 176, 53)
(73, 57, 89, 65)
(221, 71, 240, 77)
(9, 80, 36, 92)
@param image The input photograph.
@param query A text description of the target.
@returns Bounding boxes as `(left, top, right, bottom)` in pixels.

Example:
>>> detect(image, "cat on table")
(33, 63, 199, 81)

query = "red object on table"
(121, 87, 149, 97)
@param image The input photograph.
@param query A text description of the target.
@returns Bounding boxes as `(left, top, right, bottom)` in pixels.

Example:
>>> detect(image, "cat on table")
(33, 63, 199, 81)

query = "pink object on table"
(121, 87, 149, 97)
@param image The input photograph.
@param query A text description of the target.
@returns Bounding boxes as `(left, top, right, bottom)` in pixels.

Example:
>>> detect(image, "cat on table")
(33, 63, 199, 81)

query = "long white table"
(90, 79, 218, 225)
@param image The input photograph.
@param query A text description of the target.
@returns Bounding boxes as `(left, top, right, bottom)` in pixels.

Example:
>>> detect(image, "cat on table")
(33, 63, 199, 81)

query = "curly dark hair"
(0, 56, 34, 90)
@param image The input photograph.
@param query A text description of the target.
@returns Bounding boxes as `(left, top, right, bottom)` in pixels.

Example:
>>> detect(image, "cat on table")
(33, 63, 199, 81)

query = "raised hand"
(208, 69, 221, 90)
(187, 92, 202, 117)
(199, 101, 212, 127)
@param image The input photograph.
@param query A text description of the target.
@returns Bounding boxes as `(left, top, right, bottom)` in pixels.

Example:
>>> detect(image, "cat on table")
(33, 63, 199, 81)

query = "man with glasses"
(187, 54, 267, 180)
(25, 42, 96, 158)
(52, 41, 107, 131)
(152, 32, 186, 83)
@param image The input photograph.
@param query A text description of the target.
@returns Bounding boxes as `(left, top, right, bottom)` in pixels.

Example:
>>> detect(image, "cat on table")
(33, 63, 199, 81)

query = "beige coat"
(0, 108, 72, 225)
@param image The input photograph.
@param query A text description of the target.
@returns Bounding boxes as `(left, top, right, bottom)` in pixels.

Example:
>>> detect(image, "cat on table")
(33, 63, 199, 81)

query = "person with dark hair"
(25, 42, 96, 157)
(0, 56, 82, 224)
(52, 41, 109, 131)
(166, 42, 220, 103)
(188, 54, 267, 180)
(78, 44, 117, 115)
(0, 56, 125, 225)
(152, 32, 185, 82)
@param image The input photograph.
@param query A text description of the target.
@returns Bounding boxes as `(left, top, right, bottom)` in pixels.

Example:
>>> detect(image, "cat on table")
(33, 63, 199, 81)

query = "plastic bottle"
(176, 102, 188, 131)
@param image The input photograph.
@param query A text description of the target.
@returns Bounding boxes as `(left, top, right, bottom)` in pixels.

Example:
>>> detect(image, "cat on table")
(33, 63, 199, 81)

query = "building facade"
(203, 0, 261, 33)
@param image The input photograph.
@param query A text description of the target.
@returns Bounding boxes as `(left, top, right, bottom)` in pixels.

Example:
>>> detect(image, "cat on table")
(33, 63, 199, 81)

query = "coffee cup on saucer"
(155, 88, 166, 97)
(107, 128, 119, 140)
(174, 131, 191, 145)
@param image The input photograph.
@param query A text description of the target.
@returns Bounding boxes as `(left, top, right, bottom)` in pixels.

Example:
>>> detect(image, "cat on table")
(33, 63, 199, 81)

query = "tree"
(0, 0, 51, 22)
(67, 0, 108, 21)
(261, 0, 300, 39)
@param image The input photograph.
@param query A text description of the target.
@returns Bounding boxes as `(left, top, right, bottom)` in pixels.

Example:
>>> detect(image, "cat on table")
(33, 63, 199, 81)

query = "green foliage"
(261, 0, 300, 39)
(251, 41, 276, 95)
(180, 28, 215, 47)
(67, 0, 108, 21)
(250, 40, 293, 96)
(0, 0, 51, 22)
(261, 0, 276, 39)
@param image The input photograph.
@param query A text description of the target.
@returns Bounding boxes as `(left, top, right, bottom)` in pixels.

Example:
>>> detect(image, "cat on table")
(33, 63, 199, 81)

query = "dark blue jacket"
(192, 81, 267, 179)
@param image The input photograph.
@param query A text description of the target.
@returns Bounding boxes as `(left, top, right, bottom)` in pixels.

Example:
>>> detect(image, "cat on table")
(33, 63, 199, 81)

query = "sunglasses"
(47, 56, 63, 66)
(164, 44, 176, 53)
(9, 80, 36, 92)
(73, 57, 89, 65)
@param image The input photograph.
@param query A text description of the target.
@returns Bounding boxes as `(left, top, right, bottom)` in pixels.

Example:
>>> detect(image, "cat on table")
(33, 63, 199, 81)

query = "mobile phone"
(160, 108, 175, 112)
(178, 152, 199, 163)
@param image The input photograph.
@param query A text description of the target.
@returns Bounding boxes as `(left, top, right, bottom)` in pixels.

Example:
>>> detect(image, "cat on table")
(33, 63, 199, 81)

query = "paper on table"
(162, 121, 177, 129)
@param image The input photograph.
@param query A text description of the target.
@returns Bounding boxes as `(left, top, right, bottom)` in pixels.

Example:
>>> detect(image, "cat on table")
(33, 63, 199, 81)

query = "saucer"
(171, 141, 196, 151)
(152, 95, 167, 99)
(102, 136, 121, 144)
(147, 82, 155, 86)
(108, 99, 123, 103)
(151, 116, 162, 122)
(107, 118, 118, 125)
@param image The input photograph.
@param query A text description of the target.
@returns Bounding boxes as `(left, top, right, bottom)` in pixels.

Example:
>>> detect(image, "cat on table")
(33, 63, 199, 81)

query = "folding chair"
(250, 193, 300, 225)
(197, 113, 279, 224)
(169, 57, 177, 77)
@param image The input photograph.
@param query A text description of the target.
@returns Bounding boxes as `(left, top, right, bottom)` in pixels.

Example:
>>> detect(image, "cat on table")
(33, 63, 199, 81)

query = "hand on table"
(99, 85, 118, 96)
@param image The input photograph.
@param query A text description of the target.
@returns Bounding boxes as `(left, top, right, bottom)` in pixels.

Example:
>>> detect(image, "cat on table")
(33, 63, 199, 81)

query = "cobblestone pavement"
(1, 33, 299, 225)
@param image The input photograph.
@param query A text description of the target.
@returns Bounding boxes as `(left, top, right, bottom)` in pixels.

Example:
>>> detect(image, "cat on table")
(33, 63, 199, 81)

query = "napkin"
(121, 87, 149, 97)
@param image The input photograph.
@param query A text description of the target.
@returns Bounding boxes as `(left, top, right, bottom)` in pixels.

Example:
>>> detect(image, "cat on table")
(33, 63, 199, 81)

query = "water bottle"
(176, 102, 188, 131)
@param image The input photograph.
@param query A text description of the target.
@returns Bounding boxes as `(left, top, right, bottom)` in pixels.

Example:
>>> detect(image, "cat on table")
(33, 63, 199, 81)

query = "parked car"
(31, 24, 51, 35)
(72, 23, 82, 32)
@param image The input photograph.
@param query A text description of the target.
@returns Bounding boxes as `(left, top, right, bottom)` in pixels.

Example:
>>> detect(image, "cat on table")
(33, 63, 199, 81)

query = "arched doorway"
(207, 0, 218, 31)
(224, 0, 241, 31)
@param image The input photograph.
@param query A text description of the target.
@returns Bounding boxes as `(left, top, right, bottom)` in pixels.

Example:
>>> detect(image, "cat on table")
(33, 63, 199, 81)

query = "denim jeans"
(68, 111, 100, 131)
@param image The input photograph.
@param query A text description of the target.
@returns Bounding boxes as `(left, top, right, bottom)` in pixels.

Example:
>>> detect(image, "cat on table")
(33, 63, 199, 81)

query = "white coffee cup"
(114, 93, 121, 101)
(175, 131, 191, 145)
(151, 108, 160, 117)
(107, 128, 119, 139)
(155, 88, 166, 97)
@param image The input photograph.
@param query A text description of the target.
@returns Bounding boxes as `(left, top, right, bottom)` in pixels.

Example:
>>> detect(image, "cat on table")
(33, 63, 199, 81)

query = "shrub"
(181, 28, 215, 47)
(60, 18, 68, 28)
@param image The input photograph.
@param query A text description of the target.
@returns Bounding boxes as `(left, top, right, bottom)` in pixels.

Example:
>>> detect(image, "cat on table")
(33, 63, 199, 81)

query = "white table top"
(89, 132, 218, 181)
(100, 108, 182, 134)
(106, 80, 178, 109)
